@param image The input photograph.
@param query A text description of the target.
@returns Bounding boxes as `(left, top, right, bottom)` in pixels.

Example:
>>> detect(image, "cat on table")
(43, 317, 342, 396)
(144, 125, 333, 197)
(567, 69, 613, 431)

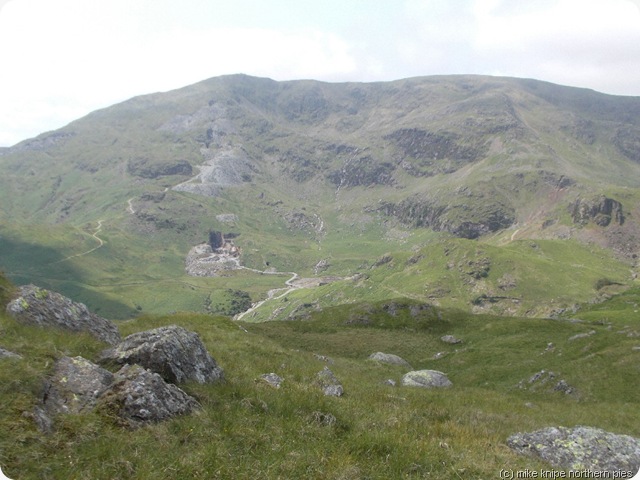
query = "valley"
(0, 74, 639, 321)
(0, 74, 639, 479)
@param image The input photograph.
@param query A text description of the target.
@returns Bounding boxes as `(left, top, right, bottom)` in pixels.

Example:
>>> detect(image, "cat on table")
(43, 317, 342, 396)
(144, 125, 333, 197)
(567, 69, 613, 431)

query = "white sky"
(1, 0, 639, 146)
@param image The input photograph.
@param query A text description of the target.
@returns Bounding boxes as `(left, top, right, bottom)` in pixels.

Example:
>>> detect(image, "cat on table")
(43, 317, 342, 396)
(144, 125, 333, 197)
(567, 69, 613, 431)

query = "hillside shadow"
(0, 235, 135, 320)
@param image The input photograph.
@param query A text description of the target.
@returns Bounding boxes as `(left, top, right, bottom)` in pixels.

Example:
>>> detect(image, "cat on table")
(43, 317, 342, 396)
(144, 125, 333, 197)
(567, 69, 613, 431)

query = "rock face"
(127, 157, 193, 179)
(378, 196, 515, 239)
(570, 196, 625, 227)
(507, 426, 640, 472)
(316, 367, 344, 397)
(6, 285, 121, 345)
(402, 370, 452, 388)
(368, 352, 412, 369)
(98, 364, 200, 428)
(100, 325, 224, 384)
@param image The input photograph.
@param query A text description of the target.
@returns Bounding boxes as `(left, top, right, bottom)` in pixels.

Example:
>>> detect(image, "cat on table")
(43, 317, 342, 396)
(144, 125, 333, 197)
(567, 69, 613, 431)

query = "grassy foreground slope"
(1, 281, 638, 479)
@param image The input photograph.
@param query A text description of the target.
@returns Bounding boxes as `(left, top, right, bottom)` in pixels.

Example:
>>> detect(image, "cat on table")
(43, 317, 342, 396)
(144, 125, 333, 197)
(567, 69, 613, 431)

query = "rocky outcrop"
(100, 325, 224, 385)
(402, 370, 452, 388)
(384, 128, 486, 177)
(326, 156, 395, 187)
(570, 196, 624, 227)
(38, 356, 200, 430)
(518, 370, 576, 396)
(316, 367, 344, 397)
(97, 364, 200, 428)
(127, 157, 193, 178)
(368, 352, 412, 369)
(6, 285, 121, 345)
(377, 197, 515, 239)
(507, 426, 640, 473)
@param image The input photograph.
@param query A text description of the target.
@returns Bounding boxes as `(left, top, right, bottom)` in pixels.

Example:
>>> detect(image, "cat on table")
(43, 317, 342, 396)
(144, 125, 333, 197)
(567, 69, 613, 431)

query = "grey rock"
(432, 352, 447, 360)
(0, 347, 21, 359)
(440, 335, 462, 344)
(313, 353, 334, 364)
(259, 373, 284, 388)
(100, 325, 224, 385)
(402, 370, 452, 388)
(43, 356, 114, 415)
(98, 364, 200, 428)
(309, 411, 337, 426)
(570, 196, 625, 227)
(316, 366, 344, 397)
(368, 352, 412, 368)
(507, 426, 640, 472)
(568, 330, 596, 341)
(520, 370, 577, 396)
(6, 285, 121, 345)
(30, 406, 54, 434)
(383, 379, 397, 387)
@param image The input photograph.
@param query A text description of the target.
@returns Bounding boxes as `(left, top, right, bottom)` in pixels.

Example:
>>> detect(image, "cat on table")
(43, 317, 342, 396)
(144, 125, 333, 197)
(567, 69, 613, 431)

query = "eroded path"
(52, 220, 105, 264)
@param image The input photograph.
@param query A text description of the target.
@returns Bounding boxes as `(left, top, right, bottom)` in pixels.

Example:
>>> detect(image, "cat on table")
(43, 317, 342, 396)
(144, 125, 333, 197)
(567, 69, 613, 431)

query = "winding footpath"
(234, 269, 300, 321)
(51, 220, 104, 264)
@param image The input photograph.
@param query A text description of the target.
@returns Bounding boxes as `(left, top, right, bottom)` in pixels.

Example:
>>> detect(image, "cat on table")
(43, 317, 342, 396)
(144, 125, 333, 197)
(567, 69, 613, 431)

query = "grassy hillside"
(1, 288, 638, 479)
(0, 74, 639, 319)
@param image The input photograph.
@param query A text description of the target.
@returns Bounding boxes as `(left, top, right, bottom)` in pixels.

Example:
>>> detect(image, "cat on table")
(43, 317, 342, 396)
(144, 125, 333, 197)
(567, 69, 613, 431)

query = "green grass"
(1, 286, 638, 479)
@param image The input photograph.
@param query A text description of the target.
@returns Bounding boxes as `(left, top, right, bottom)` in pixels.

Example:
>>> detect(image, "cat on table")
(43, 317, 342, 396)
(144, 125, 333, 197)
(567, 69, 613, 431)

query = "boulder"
(0, 347, 21, 359)
(402, 370, 452, 388)
(507, 426, 640, 472)
(316, 367, 344, 397)
(568, 330, 596, 341)
(259, 373, 284, 389)
(6, 285, 121, 345)
(368, 352, 412, 369)
(100, 325, 224, 385)
(440, 335, 462, 344)
(98, 364, 200, 428)
(43, 356, 114, 415)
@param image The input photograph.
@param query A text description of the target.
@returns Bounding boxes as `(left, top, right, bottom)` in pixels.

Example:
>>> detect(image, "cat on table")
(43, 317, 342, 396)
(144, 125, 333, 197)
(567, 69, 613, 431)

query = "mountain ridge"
(0, 74, 638, 318)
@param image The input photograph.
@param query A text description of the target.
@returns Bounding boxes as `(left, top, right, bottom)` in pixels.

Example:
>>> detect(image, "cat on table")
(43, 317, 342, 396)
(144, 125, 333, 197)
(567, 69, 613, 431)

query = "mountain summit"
(1, 74, 639, 318)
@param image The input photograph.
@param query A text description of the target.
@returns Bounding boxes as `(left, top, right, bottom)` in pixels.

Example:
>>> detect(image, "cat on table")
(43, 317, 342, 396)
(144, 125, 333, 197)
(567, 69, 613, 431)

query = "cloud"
(1, 0, 639, 146)
(392, 0, 640, 94)
(0, 0, 357, 145)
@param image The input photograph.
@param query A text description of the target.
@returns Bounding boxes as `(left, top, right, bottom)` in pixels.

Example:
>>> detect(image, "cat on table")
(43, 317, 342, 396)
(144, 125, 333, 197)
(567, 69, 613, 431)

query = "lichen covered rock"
(402, 369, 452, 388)
(100, 325, 224, 384)
(507, 426, 640, 472)
(43, 356, 114, 415)
(316, 367, 344, 397)
(6, 285, 121, 345)
(368, 352, 412, 369)
(98, 364, 200, 428)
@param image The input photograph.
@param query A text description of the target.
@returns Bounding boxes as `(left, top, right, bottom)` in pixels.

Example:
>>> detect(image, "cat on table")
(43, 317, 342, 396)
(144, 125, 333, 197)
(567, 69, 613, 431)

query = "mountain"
(0, 74, 639, 319)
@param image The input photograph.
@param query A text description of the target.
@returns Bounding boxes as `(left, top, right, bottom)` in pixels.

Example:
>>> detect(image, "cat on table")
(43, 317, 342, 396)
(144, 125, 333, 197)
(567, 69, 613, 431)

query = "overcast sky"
(1, 0, 639, 146)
